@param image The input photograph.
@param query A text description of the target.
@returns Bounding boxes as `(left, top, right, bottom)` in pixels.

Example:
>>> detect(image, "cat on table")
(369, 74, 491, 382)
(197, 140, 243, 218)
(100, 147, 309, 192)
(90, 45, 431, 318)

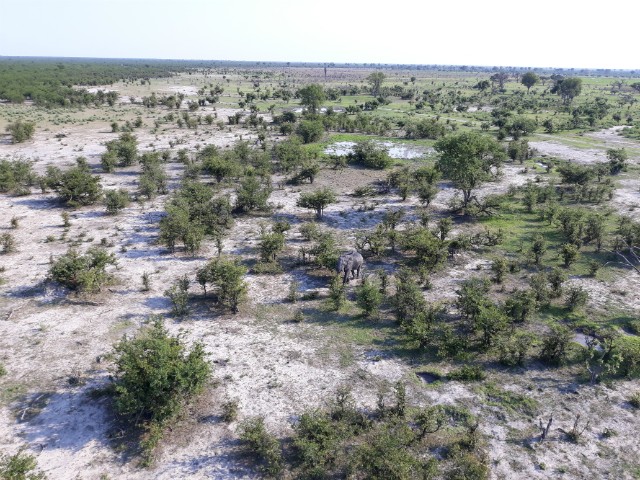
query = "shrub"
(104, 189, 130, 215)
(356, 277, 382, 318)
(112, 319, 210, 460)
(221, 399, 239, 422)
(565, 286, 588, 311)
(328, 276, 346, 311)
(164, 275, 190, 317)
(195, 258, 248, 313)
(497, 330, 535, 367)
(296, 119, 324, 143)
(540, 324, 572, 365)
(5, 120, 35, 143)
(614, 336, 640, 378)
(629, 391, 640, 409)
(448, 365, 486, 382)
(348, 141, 393, 169)
(0, 159, 36, 193)
(49, 247, 116, 293)
(53, 160, 102, 207)
(238, 417, 283, 476)
(0, 233, 16, 254)
(235, 175, 272, 212)
(0, 447, 46, 479)
(101, 132, 138, 171)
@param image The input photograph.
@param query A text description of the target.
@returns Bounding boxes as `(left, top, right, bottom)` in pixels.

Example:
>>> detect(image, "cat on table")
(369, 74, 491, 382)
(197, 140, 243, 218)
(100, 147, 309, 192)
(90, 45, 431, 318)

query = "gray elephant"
(337, 250, 364, 284)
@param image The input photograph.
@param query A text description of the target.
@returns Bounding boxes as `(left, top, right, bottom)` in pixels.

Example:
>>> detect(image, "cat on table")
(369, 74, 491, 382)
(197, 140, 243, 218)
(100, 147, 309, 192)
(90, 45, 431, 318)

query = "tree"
(521, 71, 540, 93)
(297, 84, 325, 114)
(366, 71, 386, 96)
(434, 132, 506, 208)
(490, 72, 509, 91)
(112, 319, 210, 458)
(5, 120, 35, 143)
(297, 188, 337, 218)
(551, 77, 582, 104)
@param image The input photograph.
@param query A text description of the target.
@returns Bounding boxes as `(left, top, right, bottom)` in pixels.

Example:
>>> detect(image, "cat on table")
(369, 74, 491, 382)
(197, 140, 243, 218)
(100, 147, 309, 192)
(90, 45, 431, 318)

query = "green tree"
(521, 71, 540, 93)
(551, 77, 582, 104)
(297, 188, 337, 218)
(366, 71, 386, 96)
(5, 120, 35, 143)
(297, 84, 325, 114)
(434, 132, 505, 208)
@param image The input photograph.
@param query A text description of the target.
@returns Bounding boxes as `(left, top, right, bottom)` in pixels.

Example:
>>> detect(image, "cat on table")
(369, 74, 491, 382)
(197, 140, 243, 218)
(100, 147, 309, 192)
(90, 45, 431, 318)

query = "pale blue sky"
(1, 0, 636, 69)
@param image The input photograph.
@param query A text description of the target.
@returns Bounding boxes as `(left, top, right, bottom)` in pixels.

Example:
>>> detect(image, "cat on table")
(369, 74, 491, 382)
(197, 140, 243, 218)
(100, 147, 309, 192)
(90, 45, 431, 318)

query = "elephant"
(337, 250, 364, 284)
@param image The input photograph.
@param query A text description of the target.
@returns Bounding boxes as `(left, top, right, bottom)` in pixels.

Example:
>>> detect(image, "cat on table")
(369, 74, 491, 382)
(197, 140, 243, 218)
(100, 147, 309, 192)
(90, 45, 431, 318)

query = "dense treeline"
(0, 58, 181, 106)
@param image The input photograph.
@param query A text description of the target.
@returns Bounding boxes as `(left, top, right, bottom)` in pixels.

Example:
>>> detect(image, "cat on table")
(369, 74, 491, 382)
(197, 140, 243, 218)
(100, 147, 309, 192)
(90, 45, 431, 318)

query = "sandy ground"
(1, 99, 640, 479)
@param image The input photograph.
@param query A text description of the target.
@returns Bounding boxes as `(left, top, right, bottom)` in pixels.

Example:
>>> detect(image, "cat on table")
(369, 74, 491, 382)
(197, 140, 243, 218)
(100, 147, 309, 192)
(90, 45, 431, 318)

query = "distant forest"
(1, 56, 638, 108)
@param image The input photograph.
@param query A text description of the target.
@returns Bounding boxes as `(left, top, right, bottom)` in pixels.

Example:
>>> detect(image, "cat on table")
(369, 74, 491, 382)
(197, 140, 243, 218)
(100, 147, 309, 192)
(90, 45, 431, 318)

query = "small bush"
(0, 447, 46, 479)
(0, 233, 16, 254)
(104, 189, 130, 215)
(164, 275, 190, 317)
(629, 391, 640, 409)
(448, 365, 486, 382)
(238, 417, 283, 476)
(5, 120, 36, 143)
(356, 277, 382, 318)
(221, 399, 239, 422)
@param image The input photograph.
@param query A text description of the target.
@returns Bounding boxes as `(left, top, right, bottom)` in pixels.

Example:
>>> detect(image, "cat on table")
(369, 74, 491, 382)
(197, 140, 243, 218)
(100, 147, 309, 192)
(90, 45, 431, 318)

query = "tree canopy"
(434, 132, 505, 208)
(297, 84, 325, 114)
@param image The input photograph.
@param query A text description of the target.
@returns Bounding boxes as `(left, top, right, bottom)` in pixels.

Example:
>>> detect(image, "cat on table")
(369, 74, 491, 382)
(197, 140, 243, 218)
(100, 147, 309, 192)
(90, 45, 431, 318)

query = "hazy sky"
(1, 0, 636, 69)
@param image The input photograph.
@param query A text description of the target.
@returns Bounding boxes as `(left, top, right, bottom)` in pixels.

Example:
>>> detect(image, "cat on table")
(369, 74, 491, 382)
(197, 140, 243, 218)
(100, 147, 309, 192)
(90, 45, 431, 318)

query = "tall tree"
(521, 71, 540, 93)
(297, 84, 325, 114)
(551, 77, 582, 104)
(366, 71, 386, 96)
(434, 132, 505, 208)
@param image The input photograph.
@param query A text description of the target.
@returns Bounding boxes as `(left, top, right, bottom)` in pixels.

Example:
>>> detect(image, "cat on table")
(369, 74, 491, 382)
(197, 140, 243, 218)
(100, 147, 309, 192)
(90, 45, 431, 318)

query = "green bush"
(296, 119, 324, 143)
(101, 132, 138, 171)
(238, 417, 284, 476)
(52, 160, 102, 207)
(195, 257, 248, 313)
(0, 159, 36, 193)
(112, 319, 210, 461)
(448, 365, 486, 382)
(49, 247, 116, 293)
(104, 189, 130, 215)
(348, 141, 394, 169)
(0, 233, 16, 254)
(234, 175, 272, 212)
(539, 324, 573, 366)
(5, 120, 35, 143)
(164, 275, 190, 317)
(629, 391, 640, 409)
(0, 447, 46, 480)
(356, 277, 383, 318)
(614, 336, 640, 378)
